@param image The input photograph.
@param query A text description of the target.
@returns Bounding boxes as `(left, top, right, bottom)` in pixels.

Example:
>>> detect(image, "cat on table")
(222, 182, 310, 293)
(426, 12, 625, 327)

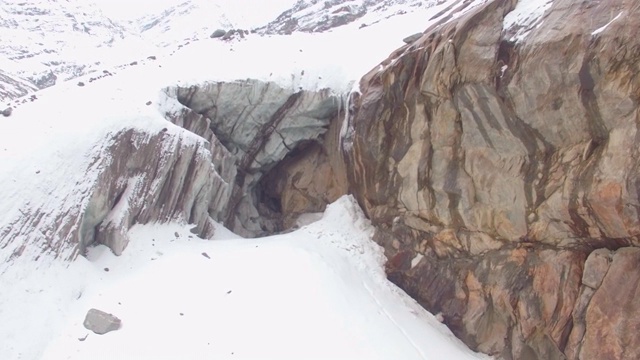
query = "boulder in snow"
(210, 29, 226, 38)
(1, 107, 11, 117)
(83, 308, 121, 335)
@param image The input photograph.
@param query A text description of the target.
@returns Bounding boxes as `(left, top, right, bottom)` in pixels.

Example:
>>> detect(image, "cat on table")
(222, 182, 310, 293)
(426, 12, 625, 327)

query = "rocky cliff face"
(169, 80, 345, 236)
(3, 0, 639, 358)
(0, 125, 223, 262)
(342, 0, 640, 358)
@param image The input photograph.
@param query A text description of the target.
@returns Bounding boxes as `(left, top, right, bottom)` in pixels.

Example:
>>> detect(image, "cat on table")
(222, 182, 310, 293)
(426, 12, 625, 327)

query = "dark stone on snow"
(210, 29, 226, 38)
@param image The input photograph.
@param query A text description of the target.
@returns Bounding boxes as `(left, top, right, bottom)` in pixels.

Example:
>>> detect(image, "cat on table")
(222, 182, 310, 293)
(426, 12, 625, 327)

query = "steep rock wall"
(0, 126, 226, 262)
(1, 79, 345, 264)
(170, 80, 344, 236)
(342, 0, 640, 358)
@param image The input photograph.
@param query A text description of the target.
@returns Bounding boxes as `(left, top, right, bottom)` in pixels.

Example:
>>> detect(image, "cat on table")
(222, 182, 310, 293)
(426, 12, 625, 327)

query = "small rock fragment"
(83, 308, 121, 335)
(202, 252, 210, 259)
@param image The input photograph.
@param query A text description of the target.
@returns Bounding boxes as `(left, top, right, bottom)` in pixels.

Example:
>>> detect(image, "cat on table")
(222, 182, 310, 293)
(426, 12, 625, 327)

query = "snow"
(96, 0, 297, 29)
(592, 11, 624, 36)
(0, 1, 501, 359)
(160, 0, 489, 94)
(503, 0, 554, 42)
(2, 196, 490, 360)
(1, 0, 495, 101)
(0, 61, 203, 265)
(2, 0, 451, 262)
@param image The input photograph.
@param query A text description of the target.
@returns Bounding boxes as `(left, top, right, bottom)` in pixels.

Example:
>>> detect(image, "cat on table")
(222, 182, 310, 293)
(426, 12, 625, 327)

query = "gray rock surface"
(341, 0, 640, 358)
(402, 32, 422, 44)
(171, 80, 342, 236)
(210, 29, 226, 38)
(0, 124, 226, 259)
(0, 70, 37, 102)
(83, 308, 121, 335)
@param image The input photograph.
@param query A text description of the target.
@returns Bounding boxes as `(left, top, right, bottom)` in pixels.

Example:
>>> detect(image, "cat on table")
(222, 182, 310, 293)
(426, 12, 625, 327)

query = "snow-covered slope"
(0, 0, 150, 100)
(0, 0, 495, 264)
(0, 0, 496, 101)
(0, 0, 304, 100)
(0, 68, 37, 100)
(0, 1, 175, 99)
(3, 196, 490, 360)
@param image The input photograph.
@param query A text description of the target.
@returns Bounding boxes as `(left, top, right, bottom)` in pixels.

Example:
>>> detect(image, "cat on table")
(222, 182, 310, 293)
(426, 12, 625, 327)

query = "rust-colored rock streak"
(343, 0, 640, 358)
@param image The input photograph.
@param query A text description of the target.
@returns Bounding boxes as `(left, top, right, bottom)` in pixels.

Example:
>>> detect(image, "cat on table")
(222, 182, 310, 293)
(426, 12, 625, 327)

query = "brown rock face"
(259, 109, 349, 229)
(0, 79, 345, 262)
(342, 0, 640, 358)
(0, 124, 226, 261)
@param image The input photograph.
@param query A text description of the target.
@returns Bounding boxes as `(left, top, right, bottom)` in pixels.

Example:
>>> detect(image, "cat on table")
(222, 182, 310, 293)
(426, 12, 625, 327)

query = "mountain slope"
(2, 0, 639, 359)
(0, 2, 497, 359)
(3, 197, 489, 360)
(0, 0, 154, 100)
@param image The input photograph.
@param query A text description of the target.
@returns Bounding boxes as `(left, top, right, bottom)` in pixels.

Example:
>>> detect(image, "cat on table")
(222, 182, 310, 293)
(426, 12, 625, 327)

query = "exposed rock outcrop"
(259, 108, 349, 229)
(342, 0, 640, 358)
(171, 80, 343, 236)
(3, 0, 639, 358)
(83, 308, 121, 335)
(0, 70, 37, 102)
(0, 126, 226, 260)
(0, 79, 344, 262)
(87, 128, 227, 256)
(210, 29, 226, 38)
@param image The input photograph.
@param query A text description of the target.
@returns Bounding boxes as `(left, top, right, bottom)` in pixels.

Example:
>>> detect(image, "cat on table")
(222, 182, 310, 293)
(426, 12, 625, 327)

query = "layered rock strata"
(171, 80, 344, 236)
(0, 127, 224, 260)
(342, 0, 640, 358)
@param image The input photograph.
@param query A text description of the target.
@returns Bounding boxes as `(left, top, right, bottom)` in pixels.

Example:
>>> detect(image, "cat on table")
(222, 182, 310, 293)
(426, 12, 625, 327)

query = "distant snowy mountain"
(0, 0, 323, 101)
(127, 0, 298, 46)
(255, 0, 434, 34)
(0, 0, 146, 100)
(0, 68, 37, 100)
